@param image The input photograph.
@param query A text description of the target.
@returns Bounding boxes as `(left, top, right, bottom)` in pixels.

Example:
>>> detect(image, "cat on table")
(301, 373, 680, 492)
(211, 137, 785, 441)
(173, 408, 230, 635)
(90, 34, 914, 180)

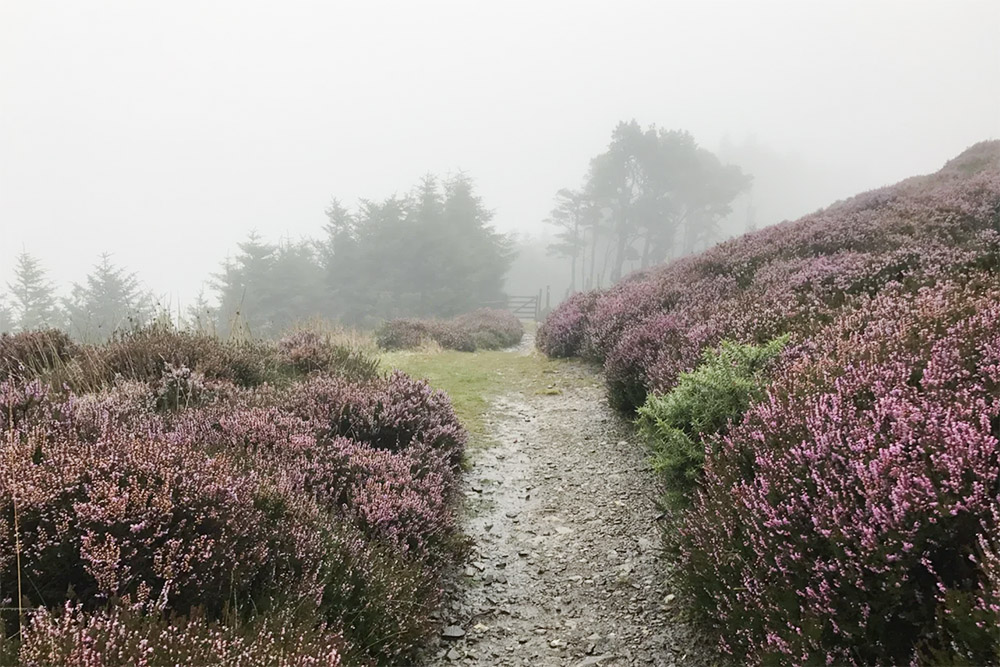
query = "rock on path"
(428, 344, 710, 666)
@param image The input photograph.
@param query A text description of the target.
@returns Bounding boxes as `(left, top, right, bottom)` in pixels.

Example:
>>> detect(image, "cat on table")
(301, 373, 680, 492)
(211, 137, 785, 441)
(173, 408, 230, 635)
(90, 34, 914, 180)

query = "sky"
(2, 0, 999, 310)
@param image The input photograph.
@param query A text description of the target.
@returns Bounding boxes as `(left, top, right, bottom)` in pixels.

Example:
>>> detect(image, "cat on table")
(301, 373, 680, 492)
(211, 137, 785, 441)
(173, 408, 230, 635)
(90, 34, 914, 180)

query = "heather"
(375, 308, 523, 352)
(7, 604, 345, 667)
(537, 141, 1000, 411)
(537, 142, 1000, 664)
(277, 329, 381, 381)
(0, 326, 466, 665)
(679, 281, 1000, 664)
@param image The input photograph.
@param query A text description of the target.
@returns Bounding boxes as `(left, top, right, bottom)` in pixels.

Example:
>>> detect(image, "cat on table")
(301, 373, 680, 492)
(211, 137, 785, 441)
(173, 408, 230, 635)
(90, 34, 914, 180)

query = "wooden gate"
(483, 287, 550, 321)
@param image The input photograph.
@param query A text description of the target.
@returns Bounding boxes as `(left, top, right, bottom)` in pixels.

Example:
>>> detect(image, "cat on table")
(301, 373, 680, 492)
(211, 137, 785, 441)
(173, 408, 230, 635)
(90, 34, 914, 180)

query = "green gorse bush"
(637, 335, 788, 507)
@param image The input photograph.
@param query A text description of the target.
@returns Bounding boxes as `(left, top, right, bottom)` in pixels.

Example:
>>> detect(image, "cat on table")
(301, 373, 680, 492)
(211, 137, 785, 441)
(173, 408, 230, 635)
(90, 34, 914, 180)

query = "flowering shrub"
(538, 142, 1000, 663)
(426, 321, 476, 352)
(75, 325, 276, 390)
(283, 371, 467, 469)
(451, 308, 524, 349)
(374, 319, 432, 350)
(535, 290, 598, 358)
(13, 604, 343, 667)
(539, 142, 1000, 412)
(0, 326, 467, 664)
(0, 432, 327, 620)
(172, 407, 455, 563)
(603, 312, 714, 411)
(277, 329, 380, 381)
(376, 308, 523, 352)
(676, 282, 1000, 664)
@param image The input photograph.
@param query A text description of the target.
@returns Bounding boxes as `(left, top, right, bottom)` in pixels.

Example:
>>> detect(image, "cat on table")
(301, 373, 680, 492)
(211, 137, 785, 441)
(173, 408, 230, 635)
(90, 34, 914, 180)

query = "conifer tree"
(66, 254, 152, 341)
(8, 251, 62, 331)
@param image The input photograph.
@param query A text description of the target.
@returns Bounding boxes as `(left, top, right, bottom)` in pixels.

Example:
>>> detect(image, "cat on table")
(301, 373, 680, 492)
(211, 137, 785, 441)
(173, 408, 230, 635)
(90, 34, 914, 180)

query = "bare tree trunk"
(639, 229, 651, 270)
(587, 225, 597, 289)
(610, 211, 629, 283)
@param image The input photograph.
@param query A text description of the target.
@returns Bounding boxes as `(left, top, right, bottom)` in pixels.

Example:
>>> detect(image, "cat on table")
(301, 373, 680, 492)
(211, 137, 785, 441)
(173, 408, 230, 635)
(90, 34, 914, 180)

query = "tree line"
(2, 122, 753, 339)
(1, 252, 156, 341)
(208, 173, 512, 338)
(2, 174, 512, 340)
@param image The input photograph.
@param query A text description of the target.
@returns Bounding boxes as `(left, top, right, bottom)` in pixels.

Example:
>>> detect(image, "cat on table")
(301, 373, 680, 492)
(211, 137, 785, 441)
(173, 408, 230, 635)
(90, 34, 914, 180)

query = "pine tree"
(8, 251, 62, 331)
(211, 233, 276, 338)
(185, 289, 215, 334)
(66, 254, 152, 341)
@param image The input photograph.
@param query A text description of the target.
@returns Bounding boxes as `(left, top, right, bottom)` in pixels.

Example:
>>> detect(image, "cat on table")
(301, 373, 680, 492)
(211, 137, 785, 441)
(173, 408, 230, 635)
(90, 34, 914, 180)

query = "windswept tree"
(65, 254, 153, 341)
(8, 251, 62, 331)
(587, 120, 653, 283)
(545, 188, 592, 293)
(567, 121, 751, 285)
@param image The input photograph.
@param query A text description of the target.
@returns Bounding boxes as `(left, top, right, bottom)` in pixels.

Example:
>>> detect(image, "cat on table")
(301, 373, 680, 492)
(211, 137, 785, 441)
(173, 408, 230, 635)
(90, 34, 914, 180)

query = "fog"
(2, 0, 998, 317)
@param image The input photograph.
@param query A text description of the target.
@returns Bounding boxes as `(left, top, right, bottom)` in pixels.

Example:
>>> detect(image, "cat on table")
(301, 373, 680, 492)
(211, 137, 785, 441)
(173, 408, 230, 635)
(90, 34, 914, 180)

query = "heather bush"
(0, 432, 327, 622)
(277, 329, 380, 381)
(283, 371, 467, 469)
(539, 143, 1000, 413)
(74, 324, 276, 391)
(582, 280, 673, 361)
(375, 318, 431, 350)
(376, 308, 523, 352)
(173, 406, 456, 563)
(426, 321, 475, 352)
(603, 313, 712, 411)
(535, 290, 598, 358)
(536, 142, 1000, 663)
(0, 345, 465, 664)
(451, 308, 524, 349)
(315, 524, 441, 665)
(676, 282, 1000, 664)
(637, 336, 788, 507)
(0, 329, 76, 382)
(13, 604, 344, 667)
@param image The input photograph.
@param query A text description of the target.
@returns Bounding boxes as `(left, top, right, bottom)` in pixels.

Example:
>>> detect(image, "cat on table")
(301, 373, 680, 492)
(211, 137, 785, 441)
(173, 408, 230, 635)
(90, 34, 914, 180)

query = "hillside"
(537, 141, 1000, 664)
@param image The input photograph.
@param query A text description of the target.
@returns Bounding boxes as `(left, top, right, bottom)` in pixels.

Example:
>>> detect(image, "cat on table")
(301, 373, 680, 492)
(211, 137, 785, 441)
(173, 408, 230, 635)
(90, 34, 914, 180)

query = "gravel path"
(428, 340, 710, 666)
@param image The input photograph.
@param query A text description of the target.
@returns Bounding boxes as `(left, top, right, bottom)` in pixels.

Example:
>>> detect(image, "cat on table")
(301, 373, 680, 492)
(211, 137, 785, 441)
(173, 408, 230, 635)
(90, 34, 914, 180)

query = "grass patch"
(381, 345, 594, 449)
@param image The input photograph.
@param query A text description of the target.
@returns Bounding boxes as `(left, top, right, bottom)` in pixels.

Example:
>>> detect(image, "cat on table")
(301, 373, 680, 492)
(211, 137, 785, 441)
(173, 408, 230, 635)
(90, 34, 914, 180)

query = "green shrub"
(637, 335, 788, 507)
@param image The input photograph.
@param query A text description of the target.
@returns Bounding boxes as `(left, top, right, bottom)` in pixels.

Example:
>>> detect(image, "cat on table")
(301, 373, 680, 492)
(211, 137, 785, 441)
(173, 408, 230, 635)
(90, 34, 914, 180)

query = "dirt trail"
(428, 337, 708, 666)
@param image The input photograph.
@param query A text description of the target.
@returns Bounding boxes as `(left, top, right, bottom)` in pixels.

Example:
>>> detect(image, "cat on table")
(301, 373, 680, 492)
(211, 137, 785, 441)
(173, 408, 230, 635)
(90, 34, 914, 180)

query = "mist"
(2, 0, 998, 324)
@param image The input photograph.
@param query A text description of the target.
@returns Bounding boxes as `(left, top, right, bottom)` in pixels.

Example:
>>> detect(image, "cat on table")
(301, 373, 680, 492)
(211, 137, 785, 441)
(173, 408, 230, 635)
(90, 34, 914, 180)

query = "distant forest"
(0, 121, 749, 340)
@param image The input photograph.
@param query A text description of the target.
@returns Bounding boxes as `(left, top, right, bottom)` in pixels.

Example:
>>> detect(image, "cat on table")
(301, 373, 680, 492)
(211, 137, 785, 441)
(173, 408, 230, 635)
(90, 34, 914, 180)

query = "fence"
(483, 286, 551, 321)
